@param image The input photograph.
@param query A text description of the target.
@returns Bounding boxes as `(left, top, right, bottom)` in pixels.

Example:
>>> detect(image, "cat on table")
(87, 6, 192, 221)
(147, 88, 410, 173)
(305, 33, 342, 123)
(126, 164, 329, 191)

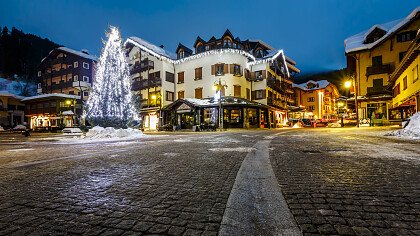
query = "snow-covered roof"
(0, 91, 25, 100)
(127, 37, 177, 60)
(183, 98, 215, 106)
(58, 47, 97, 60)
(293, 80, 330, 91)
(22, 93, 80, 101)
(41, 47, 97, 63)
(249, 39, 275, 50)
(345, 7, 420, 53)
(126, 36, 295, 77)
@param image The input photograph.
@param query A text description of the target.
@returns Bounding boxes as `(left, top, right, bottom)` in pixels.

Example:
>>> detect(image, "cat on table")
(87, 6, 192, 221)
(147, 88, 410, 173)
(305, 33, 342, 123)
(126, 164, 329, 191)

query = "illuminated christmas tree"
(86, 26, 138, 128)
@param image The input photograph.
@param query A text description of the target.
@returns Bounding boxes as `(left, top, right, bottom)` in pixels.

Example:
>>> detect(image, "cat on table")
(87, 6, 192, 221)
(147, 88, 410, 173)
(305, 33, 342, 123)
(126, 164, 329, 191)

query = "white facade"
(125, 34, 299, 130)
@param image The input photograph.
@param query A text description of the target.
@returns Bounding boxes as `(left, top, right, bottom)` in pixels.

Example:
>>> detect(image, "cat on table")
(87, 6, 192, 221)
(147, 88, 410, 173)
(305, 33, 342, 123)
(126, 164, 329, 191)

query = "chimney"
(159, 45, 164, 49)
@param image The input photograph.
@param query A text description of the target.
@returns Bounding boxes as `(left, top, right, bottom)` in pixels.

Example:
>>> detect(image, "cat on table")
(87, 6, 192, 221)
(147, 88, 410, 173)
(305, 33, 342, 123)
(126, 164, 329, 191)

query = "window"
(212, 64, 227, 75)
(178, 50, 184, 59)
(83, 76, 89, 82)
(372, 56, 382, 66)
(256, 49, 263, 58)
(83, 62, 89, 69)
(205, 45, 210, 51)
(255, 70, 265, 80)
(178, 91, 184, 99)
(393, 83, 400, 97)
(74, 61, 78, 68)
(177, 72, 184, 84)
(195, 67, 202, 80)
(84, 91, 89, 96)
(397, 31, 416, 42)
(308, 106, 315, 111)
(399, 51, 407, 62)
(413, 65, 418, 83)
(166, 91, 174, 101)
(403, 76, 407, 90)
(74, 75, 79, 81)
(223, 38, 232, 48)
(166, 71, 175, 83)
(234, 85, 241, 97)
(38, 71, 41, 77)
(37, 83, 42, 89)
(195, 88, 203, 99)
(255, 90, 264, 99)
(69, 91, 75, 95)
(231, 64, 241, 76)
(307, 97, 315, 102)
(197, 44, 205, 53)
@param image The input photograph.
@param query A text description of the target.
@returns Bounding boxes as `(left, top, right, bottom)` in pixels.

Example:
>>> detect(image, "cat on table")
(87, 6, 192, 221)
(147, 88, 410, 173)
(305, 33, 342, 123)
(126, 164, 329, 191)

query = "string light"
(86, 26, 138, 128)
(125, 38, 291, 77)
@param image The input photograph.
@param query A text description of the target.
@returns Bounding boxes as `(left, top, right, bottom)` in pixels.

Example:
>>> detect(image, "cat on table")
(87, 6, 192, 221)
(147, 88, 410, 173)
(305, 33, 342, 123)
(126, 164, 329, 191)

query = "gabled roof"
(249, 39, 274, 51)
(345, 7, 420, 53)
(193, 36, 206, 47)
(176, 43, 193, 54)
(293, 80, 331, 91)
(222, 29, 234, 40)
(208, 36, 217, 42)
(127, 36, 177, 59)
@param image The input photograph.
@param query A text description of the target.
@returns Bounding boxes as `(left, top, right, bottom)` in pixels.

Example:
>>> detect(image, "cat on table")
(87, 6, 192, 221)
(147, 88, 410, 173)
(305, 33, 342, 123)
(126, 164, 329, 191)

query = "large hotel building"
(125, 29, 300, 130)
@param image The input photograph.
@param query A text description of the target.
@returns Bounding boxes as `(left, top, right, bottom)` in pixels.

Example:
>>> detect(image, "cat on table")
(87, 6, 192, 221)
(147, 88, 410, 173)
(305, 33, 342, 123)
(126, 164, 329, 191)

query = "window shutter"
(251, 72, 256, 80)
(262, 89, 266, 99)
(223, 64, 228, 74)
(211, 65, 215, 75)
(246, 88, 250, 99)
(251, 91, 256, 100)
(230, 64, 234, 74)
(262, 70, 266, 79)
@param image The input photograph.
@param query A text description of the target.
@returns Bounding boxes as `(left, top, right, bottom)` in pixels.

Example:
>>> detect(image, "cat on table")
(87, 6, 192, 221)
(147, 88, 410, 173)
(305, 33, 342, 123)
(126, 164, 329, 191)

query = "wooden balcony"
(131, 77, 162, 91)
(130, 59, 154, 74)
(366, 63, 393, 76)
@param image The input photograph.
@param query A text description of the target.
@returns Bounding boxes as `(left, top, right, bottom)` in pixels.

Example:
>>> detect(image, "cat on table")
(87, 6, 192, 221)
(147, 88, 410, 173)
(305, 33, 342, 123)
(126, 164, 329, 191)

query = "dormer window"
(256, 49, 263, 58)
(178, 49, 185, 59)
(223, 38, 232, 48)
(364, 27, 386, 44)
(196, 44, 205, 53)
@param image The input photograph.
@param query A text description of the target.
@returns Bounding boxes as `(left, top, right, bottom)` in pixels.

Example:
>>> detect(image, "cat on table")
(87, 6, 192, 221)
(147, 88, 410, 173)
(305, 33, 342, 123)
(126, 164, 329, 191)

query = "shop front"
(161, 97, 271, 130)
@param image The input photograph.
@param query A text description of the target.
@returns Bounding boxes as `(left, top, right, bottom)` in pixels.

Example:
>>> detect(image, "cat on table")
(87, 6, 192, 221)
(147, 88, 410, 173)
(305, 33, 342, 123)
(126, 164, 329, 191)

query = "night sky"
(1, 0, 418, 73)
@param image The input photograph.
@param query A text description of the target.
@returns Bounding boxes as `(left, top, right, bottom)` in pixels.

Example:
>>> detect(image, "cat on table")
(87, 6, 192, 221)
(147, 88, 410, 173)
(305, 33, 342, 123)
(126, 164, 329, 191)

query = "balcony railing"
(366, 64, 393, 76)
(130, 59, 154, 74)
(267, 78, 294, 94)
(131, 77, 162, 91)
(73, 81, 92, 89)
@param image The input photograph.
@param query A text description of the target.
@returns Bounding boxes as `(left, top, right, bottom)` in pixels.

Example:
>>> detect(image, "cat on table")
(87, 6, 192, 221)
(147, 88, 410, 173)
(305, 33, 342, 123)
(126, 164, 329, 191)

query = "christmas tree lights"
(86, 26, 138, 128)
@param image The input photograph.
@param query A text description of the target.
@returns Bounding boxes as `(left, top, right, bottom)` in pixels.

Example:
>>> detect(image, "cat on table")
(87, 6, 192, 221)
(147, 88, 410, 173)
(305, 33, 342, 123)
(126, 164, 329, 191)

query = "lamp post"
(345, 76, 359, 128)
(214, 78, 227, 131)
(151, 92, 162, 129)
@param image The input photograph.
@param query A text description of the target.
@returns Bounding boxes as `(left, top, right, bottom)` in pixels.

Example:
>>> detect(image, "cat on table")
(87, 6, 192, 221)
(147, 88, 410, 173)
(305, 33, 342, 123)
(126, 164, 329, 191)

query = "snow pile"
(84, 126, 144, 140)
(387, 112, 420, 139)
(13, 125, 26, 130)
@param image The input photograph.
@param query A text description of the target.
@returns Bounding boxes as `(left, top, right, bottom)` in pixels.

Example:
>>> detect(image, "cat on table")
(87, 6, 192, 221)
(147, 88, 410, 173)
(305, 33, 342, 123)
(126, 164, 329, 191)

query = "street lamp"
(151, 92, 162, 128)
(214, 78, 227, 131)
(345, 77, 359, 128)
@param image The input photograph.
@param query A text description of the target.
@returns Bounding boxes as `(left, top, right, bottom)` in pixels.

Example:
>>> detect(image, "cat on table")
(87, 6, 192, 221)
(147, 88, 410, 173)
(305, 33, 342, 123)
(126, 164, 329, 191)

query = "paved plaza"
(0, 128, 419, 235)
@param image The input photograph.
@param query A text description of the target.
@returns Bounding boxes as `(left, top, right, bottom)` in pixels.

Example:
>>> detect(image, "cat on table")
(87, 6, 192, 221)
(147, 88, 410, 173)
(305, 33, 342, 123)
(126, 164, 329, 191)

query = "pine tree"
(86, 26, 138, 128)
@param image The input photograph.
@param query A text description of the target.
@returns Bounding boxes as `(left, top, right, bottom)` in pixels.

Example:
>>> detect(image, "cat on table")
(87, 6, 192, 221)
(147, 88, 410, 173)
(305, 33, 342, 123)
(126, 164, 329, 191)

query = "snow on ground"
(208, 147, 256, 152)
(13, 125, 26, 130)
(386, 112, 420, 139)
(53, 126, 145, 144)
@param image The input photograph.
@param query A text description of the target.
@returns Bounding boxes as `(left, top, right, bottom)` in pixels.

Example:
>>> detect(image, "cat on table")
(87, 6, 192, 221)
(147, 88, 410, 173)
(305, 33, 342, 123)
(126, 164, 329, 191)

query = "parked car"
(301, 118, 316, 127)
